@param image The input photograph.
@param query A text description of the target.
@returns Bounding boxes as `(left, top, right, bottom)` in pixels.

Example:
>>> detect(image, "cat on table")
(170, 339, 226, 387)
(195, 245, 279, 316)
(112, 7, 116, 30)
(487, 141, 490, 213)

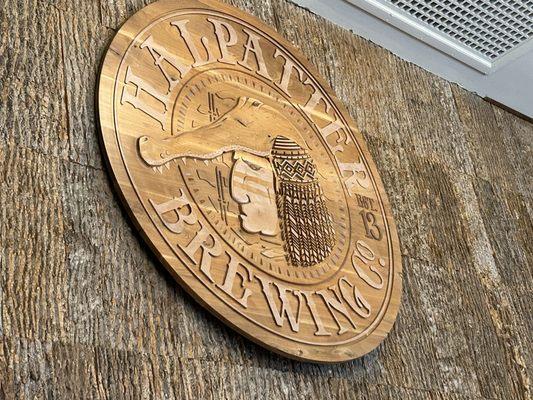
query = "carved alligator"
(138, 96, 335, 267)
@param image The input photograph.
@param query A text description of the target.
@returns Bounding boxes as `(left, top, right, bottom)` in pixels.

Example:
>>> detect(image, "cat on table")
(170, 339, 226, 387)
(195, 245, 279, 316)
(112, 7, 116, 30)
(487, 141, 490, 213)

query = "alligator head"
(138, 96, 305, 167)
(137, 96, 335, 267)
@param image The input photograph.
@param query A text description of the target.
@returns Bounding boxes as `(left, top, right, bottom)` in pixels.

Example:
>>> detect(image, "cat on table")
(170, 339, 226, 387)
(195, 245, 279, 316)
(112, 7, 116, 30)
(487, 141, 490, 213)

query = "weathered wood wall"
(1, 0, 531, 398)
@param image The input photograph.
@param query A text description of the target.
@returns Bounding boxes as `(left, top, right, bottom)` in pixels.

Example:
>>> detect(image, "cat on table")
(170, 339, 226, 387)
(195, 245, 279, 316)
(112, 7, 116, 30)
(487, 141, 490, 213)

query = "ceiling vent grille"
(389, 0, 533, 60)
(346, 0, 533, 72)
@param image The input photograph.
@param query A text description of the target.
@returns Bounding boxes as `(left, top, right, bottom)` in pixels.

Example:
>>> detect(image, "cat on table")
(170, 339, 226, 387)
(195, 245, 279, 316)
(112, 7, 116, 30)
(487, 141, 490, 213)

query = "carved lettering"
(208, 18, 238, 64)
(140, 35, 191, 92)
(218, 253, 254, 307)
(121, 66, 169, 130)
(338, 276, 371, 318)
(301, 78, 330, 117)
(316, 286, 357, 334)
(351, 240, 384, 289)
(355, 193, 377, 211)
(334, 151, 371, 193)
(274, 48, 304, 97)
(172, 19, 217, 67)
(359, 210, 382, 241)
(300, 291, 331, 336)
(238, 28, 273, 80)
(319, 117, 351, 145)
(355, 239, 375, 263)
(257, 276, 303, 332)
(150, 191, 196, 233)
(181, 223, 223, 282)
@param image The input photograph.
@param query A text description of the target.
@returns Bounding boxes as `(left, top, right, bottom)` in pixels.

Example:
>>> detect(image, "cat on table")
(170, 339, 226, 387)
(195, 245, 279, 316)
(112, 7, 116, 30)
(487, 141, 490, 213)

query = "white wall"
(292, 0, 533, 118)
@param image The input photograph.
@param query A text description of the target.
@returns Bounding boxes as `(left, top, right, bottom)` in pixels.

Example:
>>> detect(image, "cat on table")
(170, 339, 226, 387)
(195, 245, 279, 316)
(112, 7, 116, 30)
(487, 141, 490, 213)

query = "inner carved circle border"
(171, 67, 352, 285)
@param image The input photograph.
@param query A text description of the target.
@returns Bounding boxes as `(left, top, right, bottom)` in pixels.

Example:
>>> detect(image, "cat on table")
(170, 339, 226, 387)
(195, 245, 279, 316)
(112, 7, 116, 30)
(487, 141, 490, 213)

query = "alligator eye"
(139, 136, 149, 143)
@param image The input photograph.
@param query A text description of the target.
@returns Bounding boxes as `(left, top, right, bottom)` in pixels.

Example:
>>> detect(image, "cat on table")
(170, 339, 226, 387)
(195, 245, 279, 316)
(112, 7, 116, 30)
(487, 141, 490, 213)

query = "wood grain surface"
(97, 0, 402, 363)
(0, 0, 531, 398)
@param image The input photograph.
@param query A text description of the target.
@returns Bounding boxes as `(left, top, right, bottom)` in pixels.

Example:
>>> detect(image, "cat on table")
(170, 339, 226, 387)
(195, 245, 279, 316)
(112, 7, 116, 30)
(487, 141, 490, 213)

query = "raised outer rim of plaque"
(96, 0, 402, 363)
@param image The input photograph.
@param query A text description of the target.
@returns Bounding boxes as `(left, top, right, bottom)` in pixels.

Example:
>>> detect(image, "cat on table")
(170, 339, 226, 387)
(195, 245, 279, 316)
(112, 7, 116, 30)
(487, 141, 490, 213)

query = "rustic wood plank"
(0, 143, 68, 344)
(451, 86, 532, 198)
(1, 0, 531, 398)
(0, 0, 68, 159)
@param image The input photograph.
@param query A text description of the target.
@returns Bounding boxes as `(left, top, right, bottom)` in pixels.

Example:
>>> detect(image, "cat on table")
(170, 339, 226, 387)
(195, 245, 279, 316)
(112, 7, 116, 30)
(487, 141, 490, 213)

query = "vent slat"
(388, 0, 533, 60)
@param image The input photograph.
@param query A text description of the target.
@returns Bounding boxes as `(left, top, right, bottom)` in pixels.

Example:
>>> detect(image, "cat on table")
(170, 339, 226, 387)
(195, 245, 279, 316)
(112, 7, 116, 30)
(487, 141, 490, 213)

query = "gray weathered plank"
(1, 0, 531, 398)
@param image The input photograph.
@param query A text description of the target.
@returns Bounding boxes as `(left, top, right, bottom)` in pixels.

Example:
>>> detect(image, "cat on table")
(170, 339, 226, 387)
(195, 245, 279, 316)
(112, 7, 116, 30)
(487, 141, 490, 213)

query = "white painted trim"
(290, 0, 533, 118)
(491, 37, 533, 72)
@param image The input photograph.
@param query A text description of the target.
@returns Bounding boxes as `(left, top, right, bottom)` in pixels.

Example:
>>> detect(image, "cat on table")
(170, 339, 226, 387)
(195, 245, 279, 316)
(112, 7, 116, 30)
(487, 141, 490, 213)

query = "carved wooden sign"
(98, 0, 402, 362)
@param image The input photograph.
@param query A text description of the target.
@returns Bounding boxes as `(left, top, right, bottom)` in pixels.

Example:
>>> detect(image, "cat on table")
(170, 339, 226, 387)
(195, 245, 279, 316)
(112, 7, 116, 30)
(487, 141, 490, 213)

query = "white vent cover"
(346, 0, 533, 73)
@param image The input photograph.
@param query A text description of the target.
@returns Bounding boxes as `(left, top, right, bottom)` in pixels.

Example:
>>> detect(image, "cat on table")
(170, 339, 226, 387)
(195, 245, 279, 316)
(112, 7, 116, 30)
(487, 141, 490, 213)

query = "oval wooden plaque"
(98, 0, 402, 362)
